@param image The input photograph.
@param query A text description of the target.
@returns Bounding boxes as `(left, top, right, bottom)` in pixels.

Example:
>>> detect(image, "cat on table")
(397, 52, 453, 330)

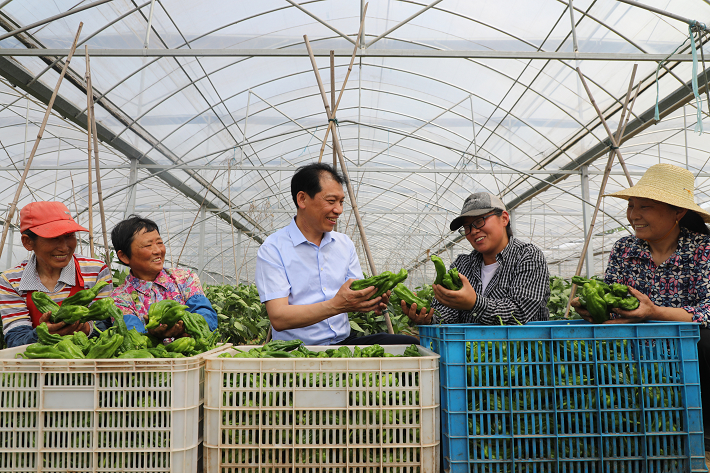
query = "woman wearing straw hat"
(0, 202, 113, 348)
(572, 163, 710, 432)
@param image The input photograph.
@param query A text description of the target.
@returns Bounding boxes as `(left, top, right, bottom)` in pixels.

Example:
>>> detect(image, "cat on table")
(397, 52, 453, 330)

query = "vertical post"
(580, 165, 594, 277)
(23, 98, 28, 167)
(684, 103, 689, 169)
(567, 0, 578, 52)
(508, 208, 517, 236)
(85, 48, 95, 259)
(87, 46, 111, 270)
(198, 205, 206, 279)
(125, 158, 138, 218)
(6, 223, 13, 269)
(330, 50, 337, 232)
(449, 246, 454, 266)
(236, 229, 242, 282)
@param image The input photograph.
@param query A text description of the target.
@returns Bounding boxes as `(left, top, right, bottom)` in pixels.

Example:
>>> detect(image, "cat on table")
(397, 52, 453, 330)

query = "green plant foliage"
(205, 283, 270, 345)
(548, 276, 581, 320)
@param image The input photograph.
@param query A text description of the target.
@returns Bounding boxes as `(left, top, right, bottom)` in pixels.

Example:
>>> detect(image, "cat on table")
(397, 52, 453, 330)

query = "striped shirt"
(0, 254, 112, 346)
(432, 236, 550, 325)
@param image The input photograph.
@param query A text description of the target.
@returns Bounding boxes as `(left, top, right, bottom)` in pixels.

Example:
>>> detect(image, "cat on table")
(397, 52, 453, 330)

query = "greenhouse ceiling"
(0, 0, 709, 286)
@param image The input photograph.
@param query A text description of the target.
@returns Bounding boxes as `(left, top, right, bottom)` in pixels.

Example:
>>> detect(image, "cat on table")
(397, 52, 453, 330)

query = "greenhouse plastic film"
(419, 320, 705, 473)
(0, 343, 230, 473)
(203, 344, 440, 473)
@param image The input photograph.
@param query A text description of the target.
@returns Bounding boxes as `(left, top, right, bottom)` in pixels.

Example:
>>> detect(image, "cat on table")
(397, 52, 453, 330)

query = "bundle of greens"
(572, 276, 640, 324)
(205, 283, 270, 345)
(431, 255, 463, 290)
(220, 339, 421, 359)
(18, 298, 222, 359)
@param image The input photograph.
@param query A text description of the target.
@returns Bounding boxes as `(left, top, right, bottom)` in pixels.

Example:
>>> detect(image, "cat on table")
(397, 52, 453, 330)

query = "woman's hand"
(570, 297, 594, 323)
(609, 287, 655, 323)
(38, 311, 88, 336)
(401, 300, 434, 325)
(432, 274, 477, 310)
(148, 320, 186, 339)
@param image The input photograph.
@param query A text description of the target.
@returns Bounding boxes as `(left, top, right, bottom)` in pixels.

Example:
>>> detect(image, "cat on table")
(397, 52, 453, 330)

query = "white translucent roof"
(0, 0, 709, 285)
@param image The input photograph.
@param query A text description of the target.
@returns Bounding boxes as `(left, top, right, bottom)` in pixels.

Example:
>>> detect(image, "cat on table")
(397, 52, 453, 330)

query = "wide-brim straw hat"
(605, 163, 710, 223)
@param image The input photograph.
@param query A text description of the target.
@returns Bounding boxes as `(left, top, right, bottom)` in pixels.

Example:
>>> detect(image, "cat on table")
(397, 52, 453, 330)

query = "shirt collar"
(127, 268, 169, 295)
(622, 228, 690, 266)
(18, 254, 76, 292)
(288, 217, 334, 248)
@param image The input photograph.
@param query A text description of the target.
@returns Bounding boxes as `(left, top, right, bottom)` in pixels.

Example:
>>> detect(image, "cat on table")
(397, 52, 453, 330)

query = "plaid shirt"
(432, 236, 550, 325)
(604, 228, 710, 327)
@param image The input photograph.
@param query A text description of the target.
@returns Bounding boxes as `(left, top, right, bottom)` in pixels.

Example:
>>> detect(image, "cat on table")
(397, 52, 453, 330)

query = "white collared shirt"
(255, 217, 363, 345)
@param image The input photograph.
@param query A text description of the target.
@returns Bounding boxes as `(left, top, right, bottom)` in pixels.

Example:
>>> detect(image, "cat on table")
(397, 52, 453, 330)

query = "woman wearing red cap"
(0, 201, 113, 348)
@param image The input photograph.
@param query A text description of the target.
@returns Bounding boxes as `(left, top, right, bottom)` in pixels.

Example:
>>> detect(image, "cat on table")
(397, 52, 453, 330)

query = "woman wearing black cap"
(402, 192, 550, 325)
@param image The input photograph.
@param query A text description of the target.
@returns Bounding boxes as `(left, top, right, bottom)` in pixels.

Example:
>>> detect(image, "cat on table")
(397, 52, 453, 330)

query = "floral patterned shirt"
(111, 267, 214, 332)
(604, 228, 710, 327)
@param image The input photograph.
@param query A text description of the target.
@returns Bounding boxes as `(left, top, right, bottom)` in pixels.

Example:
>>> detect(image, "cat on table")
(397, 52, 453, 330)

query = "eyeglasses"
(458, 212, 497, 236)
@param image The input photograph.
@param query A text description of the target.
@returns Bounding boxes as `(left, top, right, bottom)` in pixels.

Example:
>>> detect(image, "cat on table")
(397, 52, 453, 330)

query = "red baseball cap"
(20, 202, 88, 238)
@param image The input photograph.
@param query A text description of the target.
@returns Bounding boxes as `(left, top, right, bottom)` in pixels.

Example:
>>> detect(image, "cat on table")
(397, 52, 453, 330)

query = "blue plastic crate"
(419, 320, 706, 473)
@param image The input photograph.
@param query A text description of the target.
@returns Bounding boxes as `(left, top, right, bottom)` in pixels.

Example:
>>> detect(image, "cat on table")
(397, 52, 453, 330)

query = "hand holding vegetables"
(394, 284, 434, 324)
(570, 276, 641, 324)
(433, 272, 478, 311)
(334, 278, 390, 314)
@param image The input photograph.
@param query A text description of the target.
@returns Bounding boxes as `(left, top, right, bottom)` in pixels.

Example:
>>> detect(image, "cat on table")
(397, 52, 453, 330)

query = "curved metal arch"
(161, 60, 582, 171)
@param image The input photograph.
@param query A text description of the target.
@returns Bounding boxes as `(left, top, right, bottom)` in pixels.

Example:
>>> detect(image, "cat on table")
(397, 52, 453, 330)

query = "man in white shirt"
(255, 163, 419, 346)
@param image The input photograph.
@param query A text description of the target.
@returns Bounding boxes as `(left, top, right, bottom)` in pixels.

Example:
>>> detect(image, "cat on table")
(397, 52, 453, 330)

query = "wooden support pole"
(576, 67, 634, 187)
(85, 46, 95, 258)
(317, 3, 368, 162)
(304, 34, 394, 334)
(86, 46, 111, 270)
(564, 65, 639, 318)
(0, 23, 83, 260)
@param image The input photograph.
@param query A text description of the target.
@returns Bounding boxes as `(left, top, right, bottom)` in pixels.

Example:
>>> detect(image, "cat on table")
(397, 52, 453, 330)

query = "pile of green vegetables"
(572, 275, 640, 324)
(206, 283, 270, 345)
(464, 337, 681, 462)
(391, 255, 460, 314)
(547, 276, 580, 320)
(19, 295, 220, 359)
(220, 339, 421, 358)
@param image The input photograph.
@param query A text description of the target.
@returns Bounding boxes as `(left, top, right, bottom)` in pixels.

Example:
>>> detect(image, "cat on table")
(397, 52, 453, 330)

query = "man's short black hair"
(291, 163, 345, 208)
(111, 214, 160, 262)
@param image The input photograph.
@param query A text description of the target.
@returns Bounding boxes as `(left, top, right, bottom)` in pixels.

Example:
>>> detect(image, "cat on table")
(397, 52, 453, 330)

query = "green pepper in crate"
(116, 349, 155, 359)
(19, 343, 75, 359)
(86, 330, 124, 359)
(392, 283, 431, 312)
(61, 281, 109, 307)
(50, 305, 90, 324)
(36, 322, 63, 345)
(54, 338, 85, 359)
(71, 331, 92, 354)
(165, 337, 195, 354)
(31, 292, 60, 315)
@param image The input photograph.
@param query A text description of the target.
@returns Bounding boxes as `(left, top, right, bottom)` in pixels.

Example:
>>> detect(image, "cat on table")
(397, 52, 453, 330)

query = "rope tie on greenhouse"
(328, 118, 339, 126)
(654, 24, 705, 134)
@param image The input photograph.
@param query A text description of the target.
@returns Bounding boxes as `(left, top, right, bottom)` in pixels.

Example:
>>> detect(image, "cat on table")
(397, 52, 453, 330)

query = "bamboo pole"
(304, 34, 394, 334)
(0, 23, 83, 261)
(86, 46, 111, 270)
(85, 47, 95, 258)
(317, 3, 368, 162)
(576, 67, 634, 187)
(564, 65, 640, 318)
(69, 171, 82, 255)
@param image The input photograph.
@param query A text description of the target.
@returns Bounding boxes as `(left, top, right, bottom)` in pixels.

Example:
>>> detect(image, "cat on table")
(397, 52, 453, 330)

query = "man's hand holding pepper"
(433, 274, 477, 310)
(329, 279, 385, 314)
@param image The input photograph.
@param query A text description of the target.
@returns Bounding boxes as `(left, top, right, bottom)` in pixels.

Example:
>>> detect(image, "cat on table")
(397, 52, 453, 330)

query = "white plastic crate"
(0, 343, 230, 473)
(203, 345, 440, 473)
